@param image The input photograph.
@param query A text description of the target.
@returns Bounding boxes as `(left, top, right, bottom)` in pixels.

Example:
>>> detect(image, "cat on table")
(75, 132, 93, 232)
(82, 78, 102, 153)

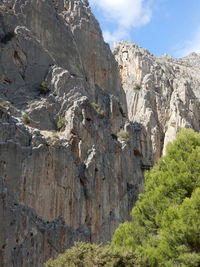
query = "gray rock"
(0, 1, 142, 266)
(114, 41, 200, 162)
(1, 1, 199, 266)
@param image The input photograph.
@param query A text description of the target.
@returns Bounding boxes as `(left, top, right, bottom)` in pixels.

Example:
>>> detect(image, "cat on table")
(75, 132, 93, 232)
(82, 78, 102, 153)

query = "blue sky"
(90, 0, 200, 57)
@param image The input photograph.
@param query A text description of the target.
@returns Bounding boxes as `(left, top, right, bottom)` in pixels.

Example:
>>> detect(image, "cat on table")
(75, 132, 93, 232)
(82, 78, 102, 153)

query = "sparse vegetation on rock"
(57, 117, 67, 131)
(117, 130, 130, 142)
(1, 0, 200, 266)
(22, 114, 31, 124)
(0, 101, 10, 109)
(91, 102, 105, 119)
(38, 81, 50, 95)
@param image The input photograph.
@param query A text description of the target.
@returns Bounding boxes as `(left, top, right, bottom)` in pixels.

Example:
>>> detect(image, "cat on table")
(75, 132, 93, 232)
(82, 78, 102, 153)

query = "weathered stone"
(114, 41, 200, 162)
(1, 1, 200, 266)
(0, 1, 143, 266)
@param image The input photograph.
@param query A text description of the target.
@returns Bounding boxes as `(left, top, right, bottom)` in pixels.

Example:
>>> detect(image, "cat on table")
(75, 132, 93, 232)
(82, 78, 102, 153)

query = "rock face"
(1, 1, 200, 266)
(114, 42, 200, 163)
(0, 1, 143, 266)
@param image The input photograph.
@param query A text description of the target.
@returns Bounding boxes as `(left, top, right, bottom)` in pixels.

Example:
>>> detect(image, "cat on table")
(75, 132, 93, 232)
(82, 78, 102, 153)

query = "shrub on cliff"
(91, 102, 105, 119)
(117, 130, 130, 142)
(38, 81, 50, 95)
(0, 101, 10, 109)
(22, 113, 30, 124)
(57, 117, 67, 131)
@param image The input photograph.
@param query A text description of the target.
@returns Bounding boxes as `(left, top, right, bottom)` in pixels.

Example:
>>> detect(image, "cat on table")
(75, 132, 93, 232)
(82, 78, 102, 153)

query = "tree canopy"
(112, 129, 200, 266)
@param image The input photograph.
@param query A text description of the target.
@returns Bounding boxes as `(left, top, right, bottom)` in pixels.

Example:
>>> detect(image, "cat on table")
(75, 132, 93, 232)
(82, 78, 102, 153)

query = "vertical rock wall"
(0, 1, 143, 266)
(1, 1, 200, 266)
(114, 42, 200, 162)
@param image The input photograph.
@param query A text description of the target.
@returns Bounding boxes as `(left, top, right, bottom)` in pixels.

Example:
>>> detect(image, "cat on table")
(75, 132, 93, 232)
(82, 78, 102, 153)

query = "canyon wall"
(0, 1, 144, 266)
(114, 42, 200, 162)
(1, 1, 200, 266)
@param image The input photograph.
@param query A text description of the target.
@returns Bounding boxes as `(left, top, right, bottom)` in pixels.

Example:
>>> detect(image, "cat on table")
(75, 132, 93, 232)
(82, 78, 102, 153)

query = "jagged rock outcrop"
(114, 42, 200, 163)
(0, 1, 144, 266)
(1, 1, 200, 266)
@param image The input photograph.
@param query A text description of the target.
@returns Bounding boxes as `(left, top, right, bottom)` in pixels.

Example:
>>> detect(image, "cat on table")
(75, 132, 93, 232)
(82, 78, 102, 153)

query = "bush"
(22, 114, 30, 124)
(0, 101, 10, 109)
(45, 242, 137, 267)
(38, 81, 50, 95)
(91, 102, 105, 119)
(117, 130, 130, 142)
(57, 117, 67, 131)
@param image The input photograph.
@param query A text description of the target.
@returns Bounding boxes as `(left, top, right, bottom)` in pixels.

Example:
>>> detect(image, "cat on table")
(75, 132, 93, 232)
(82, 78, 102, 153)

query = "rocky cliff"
(114, 42, 200, 163)
(1, 1, 200, 266)
(0, 1, 144, 266)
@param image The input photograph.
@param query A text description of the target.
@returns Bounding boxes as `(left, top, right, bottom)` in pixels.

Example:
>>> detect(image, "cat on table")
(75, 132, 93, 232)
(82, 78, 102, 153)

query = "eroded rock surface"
(0, 1, 143, 266)
(1, 1, 200, 266)
(114, 42, 200, 162)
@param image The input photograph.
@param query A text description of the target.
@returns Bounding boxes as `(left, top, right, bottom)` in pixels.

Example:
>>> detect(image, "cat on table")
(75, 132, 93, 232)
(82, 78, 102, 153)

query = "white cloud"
(175, 26, 200, 57)
(103, 28, 130, 44)
(90, 0, 152, 44)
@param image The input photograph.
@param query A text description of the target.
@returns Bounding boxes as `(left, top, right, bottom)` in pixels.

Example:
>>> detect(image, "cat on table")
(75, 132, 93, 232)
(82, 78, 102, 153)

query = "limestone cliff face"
(0, 1, 143, 266)
(114, 42, 200, 163)
(1, 1, 200, 266)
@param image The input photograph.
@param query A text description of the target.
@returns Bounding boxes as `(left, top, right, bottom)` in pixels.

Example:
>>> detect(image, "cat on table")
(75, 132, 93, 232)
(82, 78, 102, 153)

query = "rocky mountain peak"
(182, 52, 200, 67)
